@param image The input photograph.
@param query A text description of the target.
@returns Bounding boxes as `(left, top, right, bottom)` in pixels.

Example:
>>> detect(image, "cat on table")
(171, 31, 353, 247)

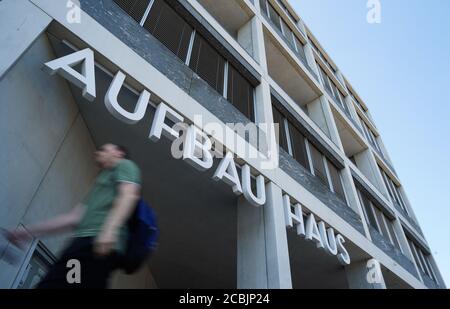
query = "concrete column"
(313, 95, 344, 150)
(254, 78, 275, 158)
(306, 97, 331, 139)
(345, 258, 386, 289)
(237, 181, 292, 289)
(251, 13, 275, 159)
(354, 149, 388, 199)
(0, 0, 51, 78)
(237, 195, 268, 288)
(251, 15, 268, 72)
(263, 181, 292, 288)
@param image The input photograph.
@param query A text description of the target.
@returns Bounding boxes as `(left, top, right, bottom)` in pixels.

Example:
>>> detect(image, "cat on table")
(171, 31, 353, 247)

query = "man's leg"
(36, 237, 120, 289)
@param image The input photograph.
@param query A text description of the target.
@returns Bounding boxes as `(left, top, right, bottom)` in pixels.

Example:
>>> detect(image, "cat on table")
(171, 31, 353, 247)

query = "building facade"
(0, 0, 445, 289)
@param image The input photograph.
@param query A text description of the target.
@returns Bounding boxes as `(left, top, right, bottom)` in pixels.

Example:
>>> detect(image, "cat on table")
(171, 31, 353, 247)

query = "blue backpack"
(121, 199, 159, 274)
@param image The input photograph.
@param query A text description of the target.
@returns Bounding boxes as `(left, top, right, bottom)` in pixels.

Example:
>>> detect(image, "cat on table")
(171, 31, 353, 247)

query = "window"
(276, 0, 296, 23)
(318, 65, 332, 94)
(374, 208, 392, 242)
(360, 116, 382, 153)
(259, 0, 307, 65)
(114, 0, 151, 23)
(280, 19, 291, 41)
(288, 121, 308, 169)
(330, 81, 339, 100)
(272, 105, 289, 153)
(386, 220, 402, 251)
(319, 64, 351, 117)
(408, 238, 437, 281)
(272, 98, 347, 202)
(189, 34, 225, 95)
(424, 256, 437, 281)
(358, 189, 379, 231)
(327, 161, 345, 201)
(309, 144, 327, 185)
(227, 65, 255, 121)
(311, 40, 336, 73)
(379, 166, 409, 214)
(294, 37, 306, 60)
(259, 0, 268, 16)
(337, 89, 351, 116)
(117, 0, 257, 121)
(361, 117, 372, 142)
(409, 240, 425, 273)
(12, 241, 56, 289)
(268, 3, 281, 30)
(358, 188, 402, 251)
(143, 0, 193, 61)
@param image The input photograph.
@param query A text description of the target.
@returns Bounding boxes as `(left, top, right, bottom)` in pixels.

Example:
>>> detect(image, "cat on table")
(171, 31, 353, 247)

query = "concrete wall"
(0, 33, 98, 287)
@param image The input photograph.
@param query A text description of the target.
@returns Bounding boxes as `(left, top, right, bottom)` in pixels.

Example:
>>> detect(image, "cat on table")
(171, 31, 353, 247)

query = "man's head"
(94, 144, 129, 168)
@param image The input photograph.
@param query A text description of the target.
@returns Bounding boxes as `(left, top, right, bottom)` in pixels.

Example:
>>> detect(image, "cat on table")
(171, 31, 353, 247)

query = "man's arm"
(7, 204, 85, 247)
(94, 182, 140, 256)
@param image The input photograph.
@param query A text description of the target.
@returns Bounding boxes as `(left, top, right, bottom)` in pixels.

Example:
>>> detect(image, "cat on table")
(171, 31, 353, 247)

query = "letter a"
(66, 259, 81, 284)
(44, 48, 96, 101)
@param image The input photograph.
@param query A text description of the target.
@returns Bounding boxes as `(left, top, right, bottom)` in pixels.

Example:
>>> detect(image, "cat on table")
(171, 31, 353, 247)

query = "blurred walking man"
(7, 144, 141, 288)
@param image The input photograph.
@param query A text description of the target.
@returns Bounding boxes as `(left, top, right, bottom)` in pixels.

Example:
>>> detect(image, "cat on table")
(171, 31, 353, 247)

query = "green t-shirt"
(74, 159, 141, 254)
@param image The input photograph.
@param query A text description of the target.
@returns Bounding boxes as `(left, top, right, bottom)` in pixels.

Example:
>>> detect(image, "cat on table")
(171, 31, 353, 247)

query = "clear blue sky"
(291, 0, 450, 287)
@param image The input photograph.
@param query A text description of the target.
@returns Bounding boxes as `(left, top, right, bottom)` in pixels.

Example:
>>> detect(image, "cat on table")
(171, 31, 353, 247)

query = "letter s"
(336, 234, 351, 265)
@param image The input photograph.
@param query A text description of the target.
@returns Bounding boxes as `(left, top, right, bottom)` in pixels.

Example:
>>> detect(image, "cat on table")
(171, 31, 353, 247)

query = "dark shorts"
(36, 237, 121, 289)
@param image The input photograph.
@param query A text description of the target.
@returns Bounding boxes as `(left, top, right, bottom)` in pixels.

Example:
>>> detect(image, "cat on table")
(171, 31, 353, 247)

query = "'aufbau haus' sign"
(43, 48, 350, 265)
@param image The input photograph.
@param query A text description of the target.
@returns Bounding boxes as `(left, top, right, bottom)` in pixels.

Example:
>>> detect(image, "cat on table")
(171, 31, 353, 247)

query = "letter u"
(105, 70, 150, 124)
(318, 222, 338, 256)
(241, 164, 266, 207)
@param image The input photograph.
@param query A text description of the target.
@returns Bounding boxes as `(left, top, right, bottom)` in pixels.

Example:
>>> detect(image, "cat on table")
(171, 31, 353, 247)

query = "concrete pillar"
(354, 149, 388, 198)
(312, 95, 344, 150)
(0, 0, 51, 78)
(237, 195, 268, 288)
(306, 97, 330, 139)
(250, 13, 275, 159)
(345, 258, 386, 289)
(252, 14, 270, 126)
(251, 14, 268, 71)
(263, 181, 292, 288)
(237, 181, 292, 289)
